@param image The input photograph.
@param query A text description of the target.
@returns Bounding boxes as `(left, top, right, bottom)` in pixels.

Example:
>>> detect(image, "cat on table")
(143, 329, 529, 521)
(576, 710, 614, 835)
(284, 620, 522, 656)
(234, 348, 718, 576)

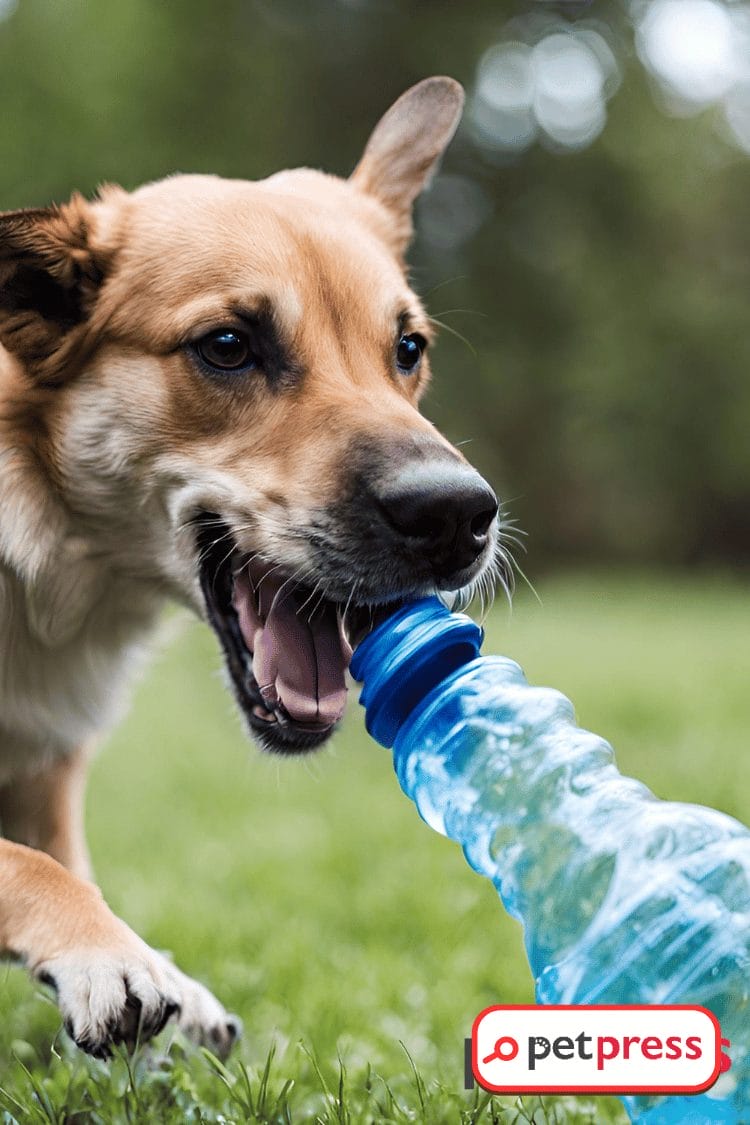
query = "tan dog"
(0, 78, 504, 1058)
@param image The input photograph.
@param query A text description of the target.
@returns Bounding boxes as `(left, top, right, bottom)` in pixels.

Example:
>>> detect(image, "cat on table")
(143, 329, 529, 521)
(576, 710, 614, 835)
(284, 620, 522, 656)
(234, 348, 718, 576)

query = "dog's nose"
(377, 463, 498, 577)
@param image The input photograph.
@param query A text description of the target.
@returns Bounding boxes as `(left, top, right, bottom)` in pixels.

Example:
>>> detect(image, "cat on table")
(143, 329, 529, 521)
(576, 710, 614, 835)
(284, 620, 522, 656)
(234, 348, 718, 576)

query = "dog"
(0, 77, 503, 1059)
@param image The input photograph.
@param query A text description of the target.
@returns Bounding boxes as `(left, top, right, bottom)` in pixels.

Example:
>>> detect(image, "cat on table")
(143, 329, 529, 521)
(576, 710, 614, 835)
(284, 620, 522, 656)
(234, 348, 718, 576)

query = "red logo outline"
(471, 1003, 722, 1095)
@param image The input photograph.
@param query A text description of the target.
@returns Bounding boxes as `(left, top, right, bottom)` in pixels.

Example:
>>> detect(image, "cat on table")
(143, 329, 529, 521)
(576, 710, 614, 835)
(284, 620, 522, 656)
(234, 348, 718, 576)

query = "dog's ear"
(0, 193, 110, 384)
(350, 76, 464, 250)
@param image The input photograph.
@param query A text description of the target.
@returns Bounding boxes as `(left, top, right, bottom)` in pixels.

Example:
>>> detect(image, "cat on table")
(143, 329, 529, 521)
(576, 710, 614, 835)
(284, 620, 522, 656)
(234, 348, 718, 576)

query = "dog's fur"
(0, 78, 500, 1057)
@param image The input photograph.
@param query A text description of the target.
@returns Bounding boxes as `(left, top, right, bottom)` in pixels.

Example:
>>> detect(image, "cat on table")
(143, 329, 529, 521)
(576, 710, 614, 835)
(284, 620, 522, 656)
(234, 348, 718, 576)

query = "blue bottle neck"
(349, 597, 484, 748)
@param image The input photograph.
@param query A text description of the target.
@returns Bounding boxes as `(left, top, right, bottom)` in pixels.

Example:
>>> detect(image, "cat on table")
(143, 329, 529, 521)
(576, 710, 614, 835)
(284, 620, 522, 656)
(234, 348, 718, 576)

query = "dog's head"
(0, 77, 507, 753)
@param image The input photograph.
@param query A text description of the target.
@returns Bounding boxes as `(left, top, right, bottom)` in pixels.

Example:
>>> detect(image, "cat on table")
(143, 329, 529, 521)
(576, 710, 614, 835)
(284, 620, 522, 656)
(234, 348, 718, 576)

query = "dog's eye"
(195, 330, 256, 372)
(396, 333, 425, 374)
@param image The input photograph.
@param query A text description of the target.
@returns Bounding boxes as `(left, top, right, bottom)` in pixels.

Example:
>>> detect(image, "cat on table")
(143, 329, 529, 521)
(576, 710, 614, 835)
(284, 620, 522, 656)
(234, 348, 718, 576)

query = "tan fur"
(0, 746, 92, 879)
(0, 78, 472, 1056)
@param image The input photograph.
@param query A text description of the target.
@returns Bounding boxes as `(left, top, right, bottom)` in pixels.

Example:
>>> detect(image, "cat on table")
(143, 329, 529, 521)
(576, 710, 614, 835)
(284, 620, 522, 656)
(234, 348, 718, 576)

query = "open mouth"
(195, 514, 384, 754)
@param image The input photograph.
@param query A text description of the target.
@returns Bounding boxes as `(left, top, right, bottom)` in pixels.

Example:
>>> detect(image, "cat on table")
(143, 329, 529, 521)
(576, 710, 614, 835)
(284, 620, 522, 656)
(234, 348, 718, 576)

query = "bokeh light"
(636, 0, 737, 108)
(470, 20, 620, 154)
(473, 42, 538, 152)
(635, 0, 750, 154)
(532, 33, 607, 148)
(470, 1, 750, 161)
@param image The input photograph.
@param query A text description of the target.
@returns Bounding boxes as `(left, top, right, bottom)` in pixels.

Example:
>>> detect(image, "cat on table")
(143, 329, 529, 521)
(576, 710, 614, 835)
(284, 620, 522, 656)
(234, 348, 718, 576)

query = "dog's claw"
(208, 1014, 242, 1056)
(36, 945, 182, 1059)
(36, 941, 238, 1060)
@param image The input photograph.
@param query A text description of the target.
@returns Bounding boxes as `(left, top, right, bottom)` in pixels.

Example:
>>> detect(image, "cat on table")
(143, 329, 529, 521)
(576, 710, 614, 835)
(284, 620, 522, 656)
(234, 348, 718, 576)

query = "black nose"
(377, 462, 498, 579)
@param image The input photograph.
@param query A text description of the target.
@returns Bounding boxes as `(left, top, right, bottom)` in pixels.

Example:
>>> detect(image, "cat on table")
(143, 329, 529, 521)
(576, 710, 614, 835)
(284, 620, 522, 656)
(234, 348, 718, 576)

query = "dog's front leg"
(0, 749, 241, 1058)
(0, 838, 182, 1056)
(0, 747, 92, 881)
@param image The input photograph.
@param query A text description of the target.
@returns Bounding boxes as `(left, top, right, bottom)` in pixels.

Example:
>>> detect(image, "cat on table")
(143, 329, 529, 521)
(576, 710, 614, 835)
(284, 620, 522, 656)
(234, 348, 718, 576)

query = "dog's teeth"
(253, 704, 277, 724)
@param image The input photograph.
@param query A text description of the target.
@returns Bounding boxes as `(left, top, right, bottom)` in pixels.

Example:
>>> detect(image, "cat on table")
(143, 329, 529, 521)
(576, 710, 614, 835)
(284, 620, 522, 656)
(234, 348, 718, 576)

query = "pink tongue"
(232, 570, 348, 728)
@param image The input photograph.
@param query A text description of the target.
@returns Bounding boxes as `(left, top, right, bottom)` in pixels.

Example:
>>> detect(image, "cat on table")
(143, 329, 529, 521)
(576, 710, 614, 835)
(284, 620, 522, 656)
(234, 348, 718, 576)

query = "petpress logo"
(472, 1005, 723, 1095)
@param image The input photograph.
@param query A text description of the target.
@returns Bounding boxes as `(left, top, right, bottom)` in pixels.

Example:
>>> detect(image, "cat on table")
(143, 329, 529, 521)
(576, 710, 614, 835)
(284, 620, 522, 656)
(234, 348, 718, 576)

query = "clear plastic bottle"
(350, 597, 750, 1123)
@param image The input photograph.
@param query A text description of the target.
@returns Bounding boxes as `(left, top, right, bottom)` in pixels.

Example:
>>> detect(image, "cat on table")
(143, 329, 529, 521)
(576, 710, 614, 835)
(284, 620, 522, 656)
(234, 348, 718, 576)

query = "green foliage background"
(1, 0, 748, 569)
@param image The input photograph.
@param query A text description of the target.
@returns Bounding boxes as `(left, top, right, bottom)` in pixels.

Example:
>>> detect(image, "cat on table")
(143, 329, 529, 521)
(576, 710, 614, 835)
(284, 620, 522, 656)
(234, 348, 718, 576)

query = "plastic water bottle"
(350, 597, 750, 1123)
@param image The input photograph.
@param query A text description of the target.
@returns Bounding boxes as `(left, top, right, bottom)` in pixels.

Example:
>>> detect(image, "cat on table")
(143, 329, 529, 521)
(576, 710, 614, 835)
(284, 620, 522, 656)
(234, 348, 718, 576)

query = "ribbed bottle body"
(352, 601, 750, 1122)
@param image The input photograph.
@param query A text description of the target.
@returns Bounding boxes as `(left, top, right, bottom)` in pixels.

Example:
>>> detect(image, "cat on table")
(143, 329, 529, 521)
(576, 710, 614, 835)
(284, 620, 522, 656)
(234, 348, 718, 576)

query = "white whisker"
(296, 580, 323, 618)
(340, 578, 361, 637)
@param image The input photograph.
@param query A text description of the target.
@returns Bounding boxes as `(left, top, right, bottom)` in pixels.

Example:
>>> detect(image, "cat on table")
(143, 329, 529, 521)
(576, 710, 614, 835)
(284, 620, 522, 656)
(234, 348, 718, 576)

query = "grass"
(0, 570, 747, 1123)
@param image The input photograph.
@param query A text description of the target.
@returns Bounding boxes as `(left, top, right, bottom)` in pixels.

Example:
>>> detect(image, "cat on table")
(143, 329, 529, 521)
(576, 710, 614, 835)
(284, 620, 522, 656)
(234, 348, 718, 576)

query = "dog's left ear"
(350, 76, 464, 250)
(0, 193, 110, 384)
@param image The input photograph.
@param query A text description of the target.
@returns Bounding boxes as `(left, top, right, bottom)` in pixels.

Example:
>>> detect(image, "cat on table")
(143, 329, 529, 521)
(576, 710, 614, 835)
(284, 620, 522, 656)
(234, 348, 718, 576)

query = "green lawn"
(1, 572, 747, 1123)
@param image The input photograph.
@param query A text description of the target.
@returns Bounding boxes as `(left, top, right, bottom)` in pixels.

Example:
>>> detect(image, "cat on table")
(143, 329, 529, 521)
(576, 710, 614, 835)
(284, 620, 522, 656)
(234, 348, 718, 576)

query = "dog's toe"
(157, 956, 240, 1059)
(205, 1013, 243, 1059)
(123, 966, 180, 1041)
(34, 938, 236, 1060)
(36, 949, 181, 1057)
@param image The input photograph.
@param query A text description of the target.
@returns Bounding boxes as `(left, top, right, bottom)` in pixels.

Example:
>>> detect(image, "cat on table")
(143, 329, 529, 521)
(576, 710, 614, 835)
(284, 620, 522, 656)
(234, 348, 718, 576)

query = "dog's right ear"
(350, 76, 464, 252)
(0, 194, 112, 385)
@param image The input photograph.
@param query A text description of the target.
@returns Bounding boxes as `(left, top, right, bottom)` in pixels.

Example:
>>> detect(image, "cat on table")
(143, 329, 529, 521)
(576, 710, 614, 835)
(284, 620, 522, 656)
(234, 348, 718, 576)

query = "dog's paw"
(157, 956, 241, 1060)
(35, 944, 181, 1058)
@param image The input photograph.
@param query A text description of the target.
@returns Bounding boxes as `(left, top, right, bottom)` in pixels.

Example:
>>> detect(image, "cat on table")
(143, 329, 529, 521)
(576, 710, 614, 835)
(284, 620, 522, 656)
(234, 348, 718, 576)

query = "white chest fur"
(0, 564, 161, 783)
